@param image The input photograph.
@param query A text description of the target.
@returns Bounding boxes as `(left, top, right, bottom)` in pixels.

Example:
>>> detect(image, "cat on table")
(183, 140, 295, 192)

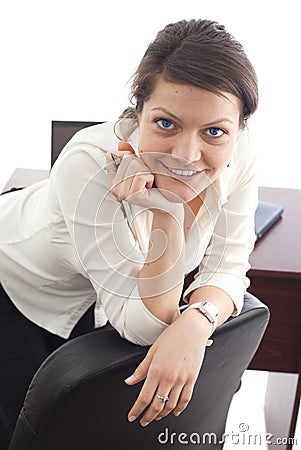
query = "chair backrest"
(51, 121, 102, 167)
(9, 293, 269, 450)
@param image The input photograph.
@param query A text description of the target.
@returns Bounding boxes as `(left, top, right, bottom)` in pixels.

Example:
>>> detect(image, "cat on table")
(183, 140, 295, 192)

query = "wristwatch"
(185, 301, 219, 334)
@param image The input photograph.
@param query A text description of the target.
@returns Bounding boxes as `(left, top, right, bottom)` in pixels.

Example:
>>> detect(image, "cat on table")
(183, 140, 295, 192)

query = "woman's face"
(137, 76, 241, 203)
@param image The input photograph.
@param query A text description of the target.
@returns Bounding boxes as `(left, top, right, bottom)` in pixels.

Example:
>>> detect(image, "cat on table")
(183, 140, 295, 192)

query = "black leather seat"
(8, 292, 269, 450)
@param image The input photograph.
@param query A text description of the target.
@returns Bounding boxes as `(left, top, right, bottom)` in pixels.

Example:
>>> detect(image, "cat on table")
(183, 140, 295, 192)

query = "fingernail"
(124, 375, 135, 384)
(128, 415, 137, 422)
(174, 410, 181, 417)
(141, 421, 149, 427)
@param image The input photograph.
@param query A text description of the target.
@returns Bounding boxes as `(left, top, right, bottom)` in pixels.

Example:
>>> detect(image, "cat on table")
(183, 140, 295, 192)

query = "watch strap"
(184, 301, 219, 334)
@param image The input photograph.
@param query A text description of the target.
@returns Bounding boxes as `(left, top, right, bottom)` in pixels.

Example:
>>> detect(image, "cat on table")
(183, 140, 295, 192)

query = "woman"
(0, 18, 258, 441)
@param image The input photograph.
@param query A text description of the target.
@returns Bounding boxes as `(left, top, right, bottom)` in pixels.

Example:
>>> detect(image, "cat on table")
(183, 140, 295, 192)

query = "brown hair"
(121, 19, 258, 128)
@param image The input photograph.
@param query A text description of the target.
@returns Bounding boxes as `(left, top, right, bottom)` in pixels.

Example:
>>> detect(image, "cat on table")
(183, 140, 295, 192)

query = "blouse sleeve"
(51, 143, 168, 345)
(182, 132, 258, 315)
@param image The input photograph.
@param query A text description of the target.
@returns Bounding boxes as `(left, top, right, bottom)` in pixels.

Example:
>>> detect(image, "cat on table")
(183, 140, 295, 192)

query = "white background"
(1, 0, 300, 190)
(1, 2, 300, 444)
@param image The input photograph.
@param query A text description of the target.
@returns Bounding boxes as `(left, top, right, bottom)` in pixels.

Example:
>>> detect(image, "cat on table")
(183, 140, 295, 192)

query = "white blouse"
(0, 119, 258, 345)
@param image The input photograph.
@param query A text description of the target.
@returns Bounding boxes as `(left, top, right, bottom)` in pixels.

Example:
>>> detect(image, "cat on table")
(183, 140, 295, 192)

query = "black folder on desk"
(254, 201, 284, 241)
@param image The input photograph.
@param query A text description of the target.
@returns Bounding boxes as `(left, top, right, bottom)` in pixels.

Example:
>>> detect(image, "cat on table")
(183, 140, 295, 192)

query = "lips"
(159, 161, 203, 180)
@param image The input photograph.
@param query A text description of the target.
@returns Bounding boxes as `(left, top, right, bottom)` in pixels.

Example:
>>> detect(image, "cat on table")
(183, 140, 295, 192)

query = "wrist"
(178, 307, 213, 339)
(183, 301, 219, 336)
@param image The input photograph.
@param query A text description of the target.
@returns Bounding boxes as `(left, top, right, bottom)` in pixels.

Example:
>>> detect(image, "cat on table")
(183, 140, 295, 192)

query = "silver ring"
(156, 394, 169, 405)
(110, 153, 121, 169)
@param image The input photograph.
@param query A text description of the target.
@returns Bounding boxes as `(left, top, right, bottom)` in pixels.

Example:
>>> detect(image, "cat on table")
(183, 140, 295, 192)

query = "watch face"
(200, 302, 218, 322)
(185, 301, 218, 334)
(186, 301, 218, 323)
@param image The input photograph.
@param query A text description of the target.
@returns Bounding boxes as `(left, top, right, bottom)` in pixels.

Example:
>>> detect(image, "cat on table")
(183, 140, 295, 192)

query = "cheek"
(204, 153, 228, 169)
(138, 121, 171, 154)
(205, 143, 234, 168)
(139, 134, 169, 155)
(139, 129, 156, 153)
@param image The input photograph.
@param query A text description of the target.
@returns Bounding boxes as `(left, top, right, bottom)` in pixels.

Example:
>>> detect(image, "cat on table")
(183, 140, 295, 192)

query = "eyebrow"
(150, 106, 234, 126)
(150, 107, 180, 122)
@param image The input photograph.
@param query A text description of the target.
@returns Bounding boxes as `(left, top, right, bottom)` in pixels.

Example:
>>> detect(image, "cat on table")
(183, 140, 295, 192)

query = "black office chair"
(8, 292, 269, 450)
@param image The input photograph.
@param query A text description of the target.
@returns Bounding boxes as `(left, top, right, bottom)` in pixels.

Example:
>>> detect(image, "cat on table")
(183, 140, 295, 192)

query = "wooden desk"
(2, 168, 49, 192)
(3, 171, 301, 448)
(249, 186, 301, 373)
(248, 186, 301, 449)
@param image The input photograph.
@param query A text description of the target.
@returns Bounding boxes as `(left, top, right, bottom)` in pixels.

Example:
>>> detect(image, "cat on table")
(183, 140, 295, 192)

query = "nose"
(171, 133, 201, 164)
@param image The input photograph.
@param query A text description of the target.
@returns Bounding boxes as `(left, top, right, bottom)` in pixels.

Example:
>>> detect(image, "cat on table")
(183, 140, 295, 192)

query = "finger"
(105, 151, 133, 187)
(126, 375, 161, 425)
(123, 186, 183, 212)
(110, 172, 150, 202)
(124, 350, 153, 386)
(111, 164, 154, 200)
(134, 373, 174, 425)
(111, 153, 122, 169)
(105, 153, 119, 185)
(125, 351, 161, 422)
(173, 382, 194, 417)
(118, 141, 135, 154)
(138, 384, 173, 426)
(105, 149, 132, 170)
(105, 152, 116, 169)
(155, 384, 183, 420)
(125, 171, 154, 195)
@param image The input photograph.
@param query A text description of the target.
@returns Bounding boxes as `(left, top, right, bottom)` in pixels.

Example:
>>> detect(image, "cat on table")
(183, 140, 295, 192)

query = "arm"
(52, 140, 175, 346)
(188, 285, 235, 325)
(52, 133, 187, 346)
(138, 210, 184, 324)
(124, 286, 234, 427)
(107, 143, 188, 328)
(184, 130, 258, 315)
(125, 132, 258, 425)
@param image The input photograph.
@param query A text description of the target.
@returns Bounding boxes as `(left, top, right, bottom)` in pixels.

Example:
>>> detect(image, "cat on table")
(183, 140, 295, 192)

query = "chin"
(156, 189, 185, 203)
(156, 185, 197, 204)
(155, 177, 202, 203)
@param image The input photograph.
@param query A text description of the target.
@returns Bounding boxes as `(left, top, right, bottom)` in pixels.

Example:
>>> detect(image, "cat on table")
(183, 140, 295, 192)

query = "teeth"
(168, 167, 197, 176)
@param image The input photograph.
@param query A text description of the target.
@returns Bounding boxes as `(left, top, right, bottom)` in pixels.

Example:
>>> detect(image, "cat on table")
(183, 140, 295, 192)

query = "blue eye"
(205, 127, 224, 137)
(157, 119, 175, 129)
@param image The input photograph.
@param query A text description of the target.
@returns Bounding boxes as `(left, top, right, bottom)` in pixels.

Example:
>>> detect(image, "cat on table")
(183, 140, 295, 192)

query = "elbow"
(106, 288, 169, 346)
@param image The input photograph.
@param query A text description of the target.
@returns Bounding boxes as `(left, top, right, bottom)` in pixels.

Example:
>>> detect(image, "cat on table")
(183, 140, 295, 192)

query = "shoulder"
(53, 119, 139, 167)
(215, 128, 257, 202)
(67, 118, 139, 151)
(233, 129, 257, 173)
(49, 119, 140, 196)
(62, 121, 119, 156)
(228, 128, 257, 188)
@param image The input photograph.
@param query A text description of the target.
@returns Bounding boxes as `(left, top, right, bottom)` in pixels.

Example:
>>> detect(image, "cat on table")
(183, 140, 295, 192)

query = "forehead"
(142, 76, 241, 123)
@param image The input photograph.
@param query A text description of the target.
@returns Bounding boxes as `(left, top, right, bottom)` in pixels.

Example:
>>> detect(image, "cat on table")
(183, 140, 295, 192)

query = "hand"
(124, 311, 211, 426)
(106, 142, 185, 218)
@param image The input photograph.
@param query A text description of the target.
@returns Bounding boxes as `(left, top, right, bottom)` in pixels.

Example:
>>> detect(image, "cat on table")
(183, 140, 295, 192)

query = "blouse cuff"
(182, 273, 248, 317)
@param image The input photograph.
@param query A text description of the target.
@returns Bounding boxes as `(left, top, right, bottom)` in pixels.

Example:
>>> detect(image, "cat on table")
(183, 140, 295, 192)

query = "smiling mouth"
(160, 162, 202, 178)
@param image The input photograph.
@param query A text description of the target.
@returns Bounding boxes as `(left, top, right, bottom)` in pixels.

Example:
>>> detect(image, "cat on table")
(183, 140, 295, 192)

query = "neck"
(186, 196, 203, 217)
